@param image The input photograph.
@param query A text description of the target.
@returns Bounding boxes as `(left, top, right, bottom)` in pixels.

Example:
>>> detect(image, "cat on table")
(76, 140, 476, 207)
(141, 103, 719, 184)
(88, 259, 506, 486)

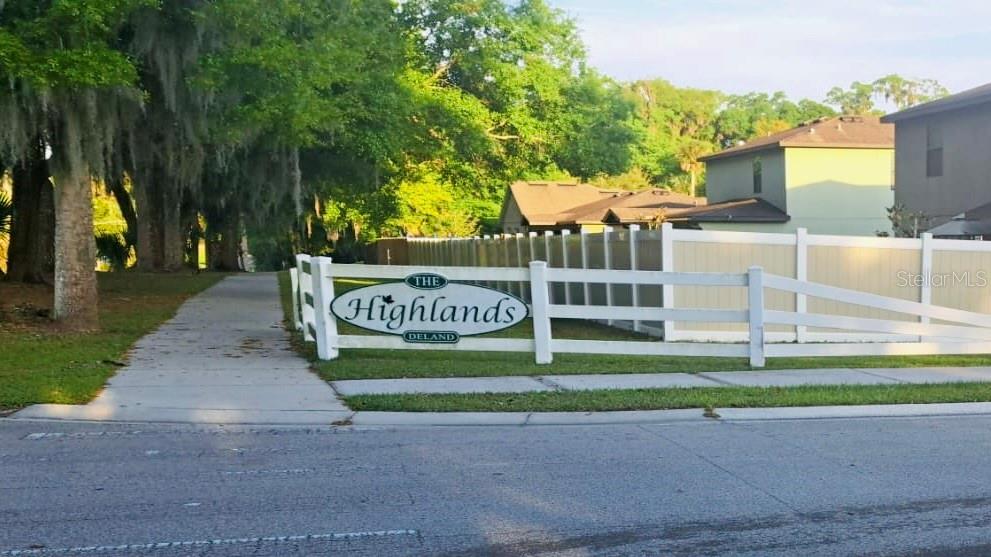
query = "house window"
(926, 123, 943, 177)
(752, 157, 762, 194)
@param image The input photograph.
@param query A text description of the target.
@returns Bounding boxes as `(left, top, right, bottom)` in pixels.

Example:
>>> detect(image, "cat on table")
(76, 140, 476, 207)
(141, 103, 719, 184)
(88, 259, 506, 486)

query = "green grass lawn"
(0, 272, 225, 411)
(345, 382, 991, 413)
(277, 271, 991, 381)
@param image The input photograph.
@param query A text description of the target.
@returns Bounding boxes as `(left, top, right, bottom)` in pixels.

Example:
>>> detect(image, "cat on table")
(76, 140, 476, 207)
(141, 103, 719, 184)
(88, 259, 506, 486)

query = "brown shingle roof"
(666, 197, 789, 223)
(502, 181, 617, 226)
(558, 189, 704, 224)
(502, 181, 704, 227)
(700, 116, 893, 162)
(883, 82, 991, 123)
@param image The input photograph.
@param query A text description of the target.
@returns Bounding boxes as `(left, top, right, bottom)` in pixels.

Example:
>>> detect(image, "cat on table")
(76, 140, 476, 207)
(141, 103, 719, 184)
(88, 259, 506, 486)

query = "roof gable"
(701, 116, 893, 162)
(502, 181, 615, 226)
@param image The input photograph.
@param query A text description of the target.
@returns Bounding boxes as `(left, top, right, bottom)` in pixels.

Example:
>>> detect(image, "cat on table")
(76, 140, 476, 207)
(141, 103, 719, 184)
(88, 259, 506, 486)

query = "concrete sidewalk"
(13, 274, 350, 425)
(333, 367, 991, 396)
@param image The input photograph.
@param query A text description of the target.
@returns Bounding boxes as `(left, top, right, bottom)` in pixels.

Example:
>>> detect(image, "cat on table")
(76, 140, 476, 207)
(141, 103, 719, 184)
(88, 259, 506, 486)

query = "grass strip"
(344, 382, 991, 413)
(0, 272, 225, 410)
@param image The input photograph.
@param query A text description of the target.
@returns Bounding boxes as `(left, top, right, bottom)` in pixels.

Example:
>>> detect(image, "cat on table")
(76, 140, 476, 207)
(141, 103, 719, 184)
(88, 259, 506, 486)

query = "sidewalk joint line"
(693, 372, 736, 386)
(854, 368, 911, 383)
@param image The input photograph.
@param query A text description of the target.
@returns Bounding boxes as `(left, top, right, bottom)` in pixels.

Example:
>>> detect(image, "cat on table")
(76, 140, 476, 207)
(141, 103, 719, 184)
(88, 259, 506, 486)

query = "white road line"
(220, 468, 314, 476)
(20, 427, 385, 440)
(1, 530, 419, 555)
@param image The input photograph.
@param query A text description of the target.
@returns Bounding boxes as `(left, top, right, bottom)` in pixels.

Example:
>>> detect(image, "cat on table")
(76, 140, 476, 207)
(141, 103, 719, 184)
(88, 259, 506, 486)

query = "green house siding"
(783, 147, 893, 236)
(705, 149, 786, 211)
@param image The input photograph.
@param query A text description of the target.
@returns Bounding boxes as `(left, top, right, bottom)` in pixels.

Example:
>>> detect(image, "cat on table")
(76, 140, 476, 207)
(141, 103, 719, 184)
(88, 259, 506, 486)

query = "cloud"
(553, 0, 991, 99)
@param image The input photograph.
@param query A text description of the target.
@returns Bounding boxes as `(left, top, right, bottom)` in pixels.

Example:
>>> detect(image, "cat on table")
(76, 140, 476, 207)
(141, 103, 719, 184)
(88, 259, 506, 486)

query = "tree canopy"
(0, 0, 951, 329)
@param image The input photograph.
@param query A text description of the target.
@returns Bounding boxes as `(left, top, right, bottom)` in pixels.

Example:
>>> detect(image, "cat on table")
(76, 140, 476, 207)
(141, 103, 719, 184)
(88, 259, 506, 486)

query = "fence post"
(547, 231, 559, 304)
(501, 233, 511, 293)
(528, 231, 538, 295)
(560, 229, 572, 305)
(529, 260, 553, 364)
(920, 232, 933, 326)
(295, 253, 315, 341)
(748, 266, 765, 368)
(580, 228, 590, 305)
(482, 235, 491, 287)
(289, 267, 302, 331)
(471, 236, 480, 284)
(661, 222, 674, 340)
(515, 232, 525, 299)
(629, 224, 641, 332)
(795, 227, 808, 343)
(603, 225, 614, 326)
(310, 256, 339, 360)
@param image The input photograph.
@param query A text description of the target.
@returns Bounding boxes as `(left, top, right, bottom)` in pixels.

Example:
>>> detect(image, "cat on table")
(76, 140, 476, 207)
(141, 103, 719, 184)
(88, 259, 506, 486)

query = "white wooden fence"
(292, 254, 991, 367)
(405, 224, 991, 344)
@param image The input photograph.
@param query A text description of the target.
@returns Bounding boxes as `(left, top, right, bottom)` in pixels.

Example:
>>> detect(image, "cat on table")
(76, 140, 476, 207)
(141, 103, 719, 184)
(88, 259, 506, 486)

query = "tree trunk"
(108, 175, 137, 249)
(204, 233, 216, 270)
(183, 194, 200, 270)
(6, 149, 55, 283)
(52, 166, 99, 330)
(160, 184, 184, 271)
(133, 176, 163, 271)
(188, 219, 201, 271)
(213, 212, 242, 271)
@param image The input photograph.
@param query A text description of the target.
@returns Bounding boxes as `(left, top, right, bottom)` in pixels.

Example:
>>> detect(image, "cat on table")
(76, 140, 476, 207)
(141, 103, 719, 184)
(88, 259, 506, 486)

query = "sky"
(548, 0, 991, 103)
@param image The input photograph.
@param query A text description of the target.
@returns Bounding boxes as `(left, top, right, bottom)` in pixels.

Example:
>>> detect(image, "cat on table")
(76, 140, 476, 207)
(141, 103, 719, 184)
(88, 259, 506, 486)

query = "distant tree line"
(0, 0, 947, 330)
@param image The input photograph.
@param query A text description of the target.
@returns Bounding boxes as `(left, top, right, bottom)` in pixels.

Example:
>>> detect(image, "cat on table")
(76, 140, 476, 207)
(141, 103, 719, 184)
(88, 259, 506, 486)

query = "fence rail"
(400, 224, 991, 344)
(292, 254, 991, 367)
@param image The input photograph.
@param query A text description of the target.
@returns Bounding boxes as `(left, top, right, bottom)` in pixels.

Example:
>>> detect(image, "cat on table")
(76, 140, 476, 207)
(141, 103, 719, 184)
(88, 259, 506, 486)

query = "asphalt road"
(5, 415, 991, 556)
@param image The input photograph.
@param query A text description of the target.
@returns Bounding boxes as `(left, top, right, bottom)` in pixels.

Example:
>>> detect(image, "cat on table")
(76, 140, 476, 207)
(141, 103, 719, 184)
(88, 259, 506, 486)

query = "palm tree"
(676, 140, 713, 197)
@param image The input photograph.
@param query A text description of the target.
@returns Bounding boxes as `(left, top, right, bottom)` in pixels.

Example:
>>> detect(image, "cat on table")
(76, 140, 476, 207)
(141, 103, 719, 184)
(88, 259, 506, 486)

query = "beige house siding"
(705, 148, 786, 210)
(784, 147, 894, 236)
(893, 104, 991, 227)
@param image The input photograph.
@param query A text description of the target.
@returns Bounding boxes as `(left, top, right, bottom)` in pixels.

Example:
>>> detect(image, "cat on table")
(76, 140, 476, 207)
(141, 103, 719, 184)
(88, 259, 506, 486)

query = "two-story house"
(881, 83, 991, 238)
(686, 116, 895, 235)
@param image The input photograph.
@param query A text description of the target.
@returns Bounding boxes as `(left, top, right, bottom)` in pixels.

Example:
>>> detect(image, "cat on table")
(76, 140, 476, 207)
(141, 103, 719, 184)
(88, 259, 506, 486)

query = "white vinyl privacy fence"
(292, 254, 991, 367)
(406, 223, 991, 344)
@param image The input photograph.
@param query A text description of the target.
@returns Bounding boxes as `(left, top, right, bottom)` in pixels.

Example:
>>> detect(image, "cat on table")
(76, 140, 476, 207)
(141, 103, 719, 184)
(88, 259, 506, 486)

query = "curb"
(9, 402, 991, 427)
(348, 402, 991, 426)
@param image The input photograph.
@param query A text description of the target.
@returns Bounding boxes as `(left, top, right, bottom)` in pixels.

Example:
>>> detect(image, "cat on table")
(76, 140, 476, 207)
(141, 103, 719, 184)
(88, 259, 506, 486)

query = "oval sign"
(330, 278, 529, 340)
(404, 272, 448, 290)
